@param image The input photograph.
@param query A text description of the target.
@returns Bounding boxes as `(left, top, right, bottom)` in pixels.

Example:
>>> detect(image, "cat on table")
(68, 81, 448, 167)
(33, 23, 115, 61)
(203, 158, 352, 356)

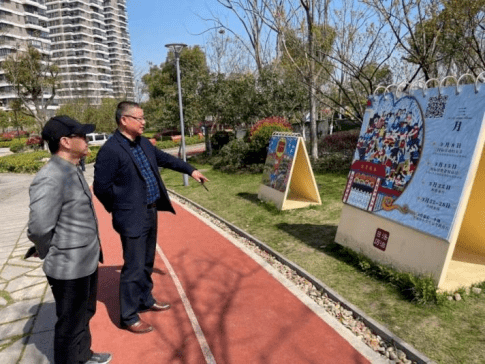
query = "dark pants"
(47, 269, 98, 364)
(119, 206, 158, 326)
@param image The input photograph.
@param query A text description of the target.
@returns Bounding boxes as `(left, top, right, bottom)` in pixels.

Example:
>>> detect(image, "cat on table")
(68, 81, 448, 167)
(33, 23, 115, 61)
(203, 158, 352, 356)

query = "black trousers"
(119, 206, 158, 326)
(47, 269, 98, 364)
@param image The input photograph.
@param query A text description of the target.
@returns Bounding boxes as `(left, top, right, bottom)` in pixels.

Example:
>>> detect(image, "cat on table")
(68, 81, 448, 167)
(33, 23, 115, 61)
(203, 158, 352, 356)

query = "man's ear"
(59, 137, 70, 150)
(119, 116, 127, 128)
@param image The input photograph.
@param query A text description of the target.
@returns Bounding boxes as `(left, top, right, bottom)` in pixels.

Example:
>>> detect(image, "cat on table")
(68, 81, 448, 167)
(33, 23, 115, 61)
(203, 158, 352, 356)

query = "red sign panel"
(373, 228, 389, 251)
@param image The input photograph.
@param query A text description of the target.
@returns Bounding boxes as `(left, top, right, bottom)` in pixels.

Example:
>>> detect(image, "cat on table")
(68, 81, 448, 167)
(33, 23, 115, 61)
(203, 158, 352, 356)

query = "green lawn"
(161, 163, 485, 364)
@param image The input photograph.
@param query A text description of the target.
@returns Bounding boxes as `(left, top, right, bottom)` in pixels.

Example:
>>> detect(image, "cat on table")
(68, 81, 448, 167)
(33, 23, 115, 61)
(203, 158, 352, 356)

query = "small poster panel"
(343, 84, 485, 241)
(258, 132, 321, 210)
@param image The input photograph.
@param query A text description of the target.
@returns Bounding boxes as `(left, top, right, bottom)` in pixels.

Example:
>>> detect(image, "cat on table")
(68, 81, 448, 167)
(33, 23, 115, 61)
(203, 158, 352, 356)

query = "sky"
(126, 0, 229, 76)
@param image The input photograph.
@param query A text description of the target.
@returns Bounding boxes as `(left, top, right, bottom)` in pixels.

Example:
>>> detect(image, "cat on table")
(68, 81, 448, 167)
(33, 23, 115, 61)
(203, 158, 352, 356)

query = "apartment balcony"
(92, 29, 104, 36)
(28, 39, 50, 50)
(23, 0, 47, 8)
(94, 44, 108, 51)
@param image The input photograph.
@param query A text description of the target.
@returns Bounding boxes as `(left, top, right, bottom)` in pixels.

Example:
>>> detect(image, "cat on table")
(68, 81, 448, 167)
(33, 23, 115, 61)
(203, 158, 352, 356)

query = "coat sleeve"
(93, 144, 119, 213)
(27, 174, 63, 259)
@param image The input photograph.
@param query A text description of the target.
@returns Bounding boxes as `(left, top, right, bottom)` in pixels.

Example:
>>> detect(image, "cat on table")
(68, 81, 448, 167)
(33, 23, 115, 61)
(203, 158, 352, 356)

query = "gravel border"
(168, 190, 437, 364)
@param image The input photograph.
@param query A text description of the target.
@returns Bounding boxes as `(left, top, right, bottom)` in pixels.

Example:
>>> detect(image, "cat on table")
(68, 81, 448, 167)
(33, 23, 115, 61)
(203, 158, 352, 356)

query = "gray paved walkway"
(0, 165, 95, 364)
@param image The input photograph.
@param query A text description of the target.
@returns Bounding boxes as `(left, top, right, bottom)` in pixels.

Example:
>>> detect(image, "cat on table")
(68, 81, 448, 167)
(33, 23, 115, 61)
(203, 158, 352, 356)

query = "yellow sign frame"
(258, 132, 321, 210)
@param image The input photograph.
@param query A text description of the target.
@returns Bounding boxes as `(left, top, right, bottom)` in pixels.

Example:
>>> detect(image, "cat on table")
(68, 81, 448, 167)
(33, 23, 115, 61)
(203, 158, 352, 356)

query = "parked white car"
(86, 133, 109, 146)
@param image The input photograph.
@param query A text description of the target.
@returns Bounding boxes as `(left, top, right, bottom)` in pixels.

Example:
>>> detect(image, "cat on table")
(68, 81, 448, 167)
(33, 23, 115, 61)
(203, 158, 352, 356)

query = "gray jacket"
(27, 155, 101, 280)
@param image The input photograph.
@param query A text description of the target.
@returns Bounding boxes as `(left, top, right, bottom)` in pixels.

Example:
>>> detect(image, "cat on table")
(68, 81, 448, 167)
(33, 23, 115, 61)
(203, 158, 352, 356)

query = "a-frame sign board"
(258, 132, 321, 210)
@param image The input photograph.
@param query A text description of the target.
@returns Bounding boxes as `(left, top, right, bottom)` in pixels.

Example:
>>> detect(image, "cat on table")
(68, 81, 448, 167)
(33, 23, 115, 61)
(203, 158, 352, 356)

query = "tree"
(363, 0, 444, 82)
(431, 0, 485, 76)
(10, 99, 35, 135)
(142, 46, 210, 134)
(133, 66, 148, 103)
(318, 0, 395, 124)
(204, 28, 254, 74)
(279, 17, 336, 158)
(204, 0, 274, 73)
(1, 46, 59, 130)
(56, 98, 119, 133)
(0, 109, 10, 133)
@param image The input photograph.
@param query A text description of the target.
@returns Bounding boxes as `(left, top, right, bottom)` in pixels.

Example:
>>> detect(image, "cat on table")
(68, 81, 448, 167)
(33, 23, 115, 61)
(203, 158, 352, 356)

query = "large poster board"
(343, 84, 485, 241)
(258, 132, 321, 210)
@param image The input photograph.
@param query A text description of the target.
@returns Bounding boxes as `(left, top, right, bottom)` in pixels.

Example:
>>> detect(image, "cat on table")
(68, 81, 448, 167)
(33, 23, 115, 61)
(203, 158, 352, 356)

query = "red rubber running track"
(90, 196, 373, 364)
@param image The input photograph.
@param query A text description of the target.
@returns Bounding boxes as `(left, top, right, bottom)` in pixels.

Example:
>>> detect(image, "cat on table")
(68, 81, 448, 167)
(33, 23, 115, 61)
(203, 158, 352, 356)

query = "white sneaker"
(85, 352, 112, 364)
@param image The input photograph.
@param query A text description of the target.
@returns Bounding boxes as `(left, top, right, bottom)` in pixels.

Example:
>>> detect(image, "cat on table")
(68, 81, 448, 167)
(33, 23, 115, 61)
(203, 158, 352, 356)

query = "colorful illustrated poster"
(261, 135, 298, 192)
(343, 84, 485, 240)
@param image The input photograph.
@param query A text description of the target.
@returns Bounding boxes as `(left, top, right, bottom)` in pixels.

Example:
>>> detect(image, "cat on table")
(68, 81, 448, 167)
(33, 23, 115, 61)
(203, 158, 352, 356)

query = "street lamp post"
(165, 43, 188, 186)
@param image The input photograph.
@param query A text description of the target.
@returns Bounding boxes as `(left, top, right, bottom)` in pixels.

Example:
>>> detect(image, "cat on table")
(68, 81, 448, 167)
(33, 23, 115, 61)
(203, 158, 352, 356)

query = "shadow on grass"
(236, 192, 285, 214)
(276, 222, 375, 270)
(236, 192, 259, 203)
(277, 223, 338, 250)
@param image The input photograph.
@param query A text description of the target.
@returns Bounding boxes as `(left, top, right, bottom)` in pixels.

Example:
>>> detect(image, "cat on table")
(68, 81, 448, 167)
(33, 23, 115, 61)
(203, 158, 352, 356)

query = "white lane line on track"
(155, 244, 217, 364)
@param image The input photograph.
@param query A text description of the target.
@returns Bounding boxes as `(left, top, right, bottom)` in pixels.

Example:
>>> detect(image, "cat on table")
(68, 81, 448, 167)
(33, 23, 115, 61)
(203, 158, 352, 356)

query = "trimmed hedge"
(154, 135, 203, 150)
(0, 151, 50, 173)
(10, 139, 26, 153)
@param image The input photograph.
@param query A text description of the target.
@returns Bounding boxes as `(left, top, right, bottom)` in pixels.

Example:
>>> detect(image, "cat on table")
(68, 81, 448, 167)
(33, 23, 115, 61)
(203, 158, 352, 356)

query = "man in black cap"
(27, 116, 112, 364)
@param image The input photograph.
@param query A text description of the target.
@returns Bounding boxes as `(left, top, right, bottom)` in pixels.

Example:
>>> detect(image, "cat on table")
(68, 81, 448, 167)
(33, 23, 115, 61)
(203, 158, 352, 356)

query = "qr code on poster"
(424, 95, 448, 118)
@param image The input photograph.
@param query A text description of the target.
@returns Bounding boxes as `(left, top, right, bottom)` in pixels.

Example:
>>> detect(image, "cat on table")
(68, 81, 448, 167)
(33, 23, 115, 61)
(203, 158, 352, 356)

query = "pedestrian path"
(0, 172, 54, 364)
(0, 164, 385, 363)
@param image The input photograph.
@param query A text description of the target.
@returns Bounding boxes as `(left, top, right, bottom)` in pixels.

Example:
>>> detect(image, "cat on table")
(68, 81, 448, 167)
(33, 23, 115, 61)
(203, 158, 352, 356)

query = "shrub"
(26, 135, 43, 149)
(86, 146, 100, 164)
(211, 138, 266, 173)
(212, 139, 249, 172)
(318, 129, 359, 156)
(210, 130, 235, 152)
(9, 139, 26, 153)
(1, 132, 13, 141)
(247, 116, 293, 165)
(310, 154, 353, 174)
(249, 116, 293, 139)
(0, 151, 50, 173)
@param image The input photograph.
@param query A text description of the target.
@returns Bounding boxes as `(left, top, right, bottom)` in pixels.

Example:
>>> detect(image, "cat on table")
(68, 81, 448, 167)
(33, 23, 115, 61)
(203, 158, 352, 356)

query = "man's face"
(121, 107, 145, 138)
(63, 134, 89, 158)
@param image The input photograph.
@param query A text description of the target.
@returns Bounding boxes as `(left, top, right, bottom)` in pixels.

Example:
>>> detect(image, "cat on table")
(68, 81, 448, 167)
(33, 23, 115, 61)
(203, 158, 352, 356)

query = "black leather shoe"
(149, 301, 171, 311)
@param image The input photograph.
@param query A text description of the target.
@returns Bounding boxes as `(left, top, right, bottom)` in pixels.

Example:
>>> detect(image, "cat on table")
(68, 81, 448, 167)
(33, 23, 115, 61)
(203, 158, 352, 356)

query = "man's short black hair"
(116, 101, 140, 125)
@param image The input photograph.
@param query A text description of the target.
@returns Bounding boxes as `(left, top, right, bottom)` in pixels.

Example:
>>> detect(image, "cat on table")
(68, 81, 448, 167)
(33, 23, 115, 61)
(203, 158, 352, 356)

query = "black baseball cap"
(41, 115, 95, 141)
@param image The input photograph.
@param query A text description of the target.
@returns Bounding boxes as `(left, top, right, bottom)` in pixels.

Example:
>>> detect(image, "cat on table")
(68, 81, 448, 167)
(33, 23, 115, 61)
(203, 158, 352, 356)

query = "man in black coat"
(93, 101, 208, 333)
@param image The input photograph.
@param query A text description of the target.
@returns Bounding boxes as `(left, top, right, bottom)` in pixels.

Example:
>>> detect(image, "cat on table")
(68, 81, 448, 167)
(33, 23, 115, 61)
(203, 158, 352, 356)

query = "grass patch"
(161, 163, 485, 364)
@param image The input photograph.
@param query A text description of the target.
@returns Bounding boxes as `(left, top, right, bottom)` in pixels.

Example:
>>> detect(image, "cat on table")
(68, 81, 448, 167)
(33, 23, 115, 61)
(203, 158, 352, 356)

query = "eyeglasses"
(65, 134, 87, 141)
(123, 114, 145, 122)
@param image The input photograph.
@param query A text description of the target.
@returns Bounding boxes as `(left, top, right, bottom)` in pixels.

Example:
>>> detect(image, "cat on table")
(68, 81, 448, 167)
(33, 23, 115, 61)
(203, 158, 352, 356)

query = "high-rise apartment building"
(0, 0, 52, 109)
(46, 0, 113, 104)
(0, 0, 134, 109)
(103, 0, 134, 100)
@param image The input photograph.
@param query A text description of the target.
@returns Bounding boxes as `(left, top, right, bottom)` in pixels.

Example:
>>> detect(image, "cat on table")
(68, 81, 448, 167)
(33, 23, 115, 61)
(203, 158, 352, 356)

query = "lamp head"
(165, 43, 187, 54)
